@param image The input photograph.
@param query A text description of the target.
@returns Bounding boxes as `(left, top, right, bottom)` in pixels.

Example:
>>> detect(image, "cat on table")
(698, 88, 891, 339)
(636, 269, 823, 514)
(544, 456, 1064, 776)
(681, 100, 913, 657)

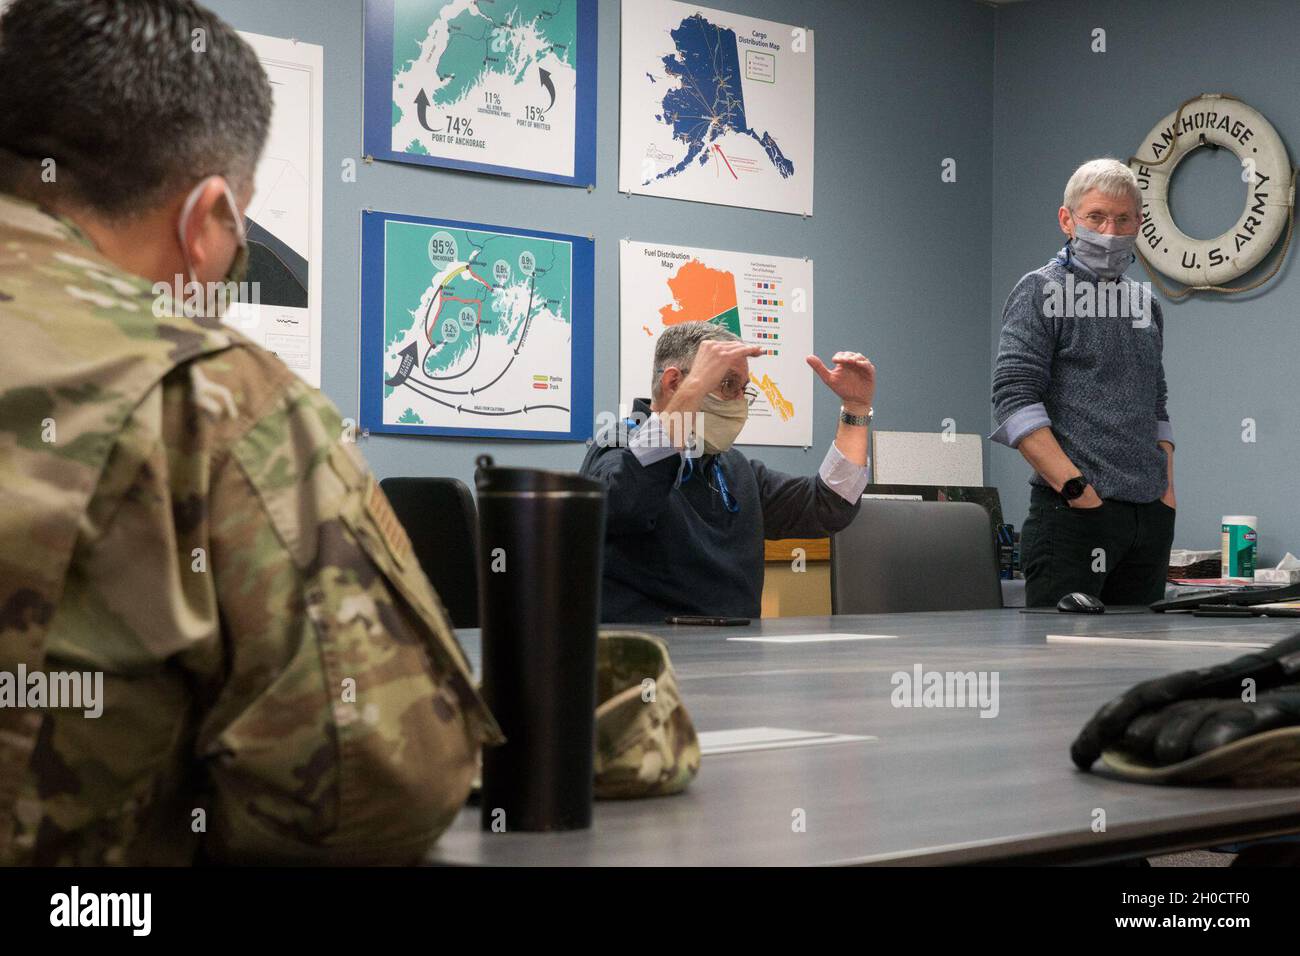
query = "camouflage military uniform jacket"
(0, 193, 501, 865)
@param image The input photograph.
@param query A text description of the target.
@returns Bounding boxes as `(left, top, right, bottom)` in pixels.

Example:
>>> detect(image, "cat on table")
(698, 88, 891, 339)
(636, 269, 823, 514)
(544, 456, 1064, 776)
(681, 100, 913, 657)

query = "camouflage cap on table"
(594, 631, 700, 799)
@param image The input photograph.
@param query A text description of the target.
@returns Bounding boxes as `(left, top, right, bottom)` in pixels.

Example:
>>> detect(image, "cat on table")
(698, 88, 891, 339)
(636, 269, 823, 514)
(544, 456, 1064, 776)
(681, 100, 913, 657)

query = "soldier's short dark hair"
(0, 0, 272, 220)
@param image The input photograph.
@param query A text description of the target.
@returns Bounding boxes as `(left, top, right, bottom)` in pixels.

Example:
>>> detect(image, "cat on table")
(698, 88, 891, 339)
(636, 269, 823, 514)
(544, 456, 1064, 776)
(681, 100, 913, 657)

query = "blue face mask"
(1070, 221, 1137, 279)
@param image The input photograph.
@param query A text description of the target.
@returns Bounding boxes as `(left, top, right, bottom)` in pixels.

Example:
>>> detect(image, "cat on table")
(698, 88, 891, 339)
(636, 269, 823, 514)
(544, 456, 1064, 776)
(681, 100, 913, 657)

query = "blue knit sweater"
(990, 247, 1172, 503)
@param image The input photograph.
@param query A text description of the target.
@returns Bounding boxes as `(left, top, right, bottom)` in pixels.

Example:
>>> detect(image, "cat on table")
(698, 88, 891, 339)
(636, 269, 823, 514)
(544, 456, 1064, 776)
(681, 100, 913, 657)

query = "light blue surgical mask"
(1069, 220, 1137, 279)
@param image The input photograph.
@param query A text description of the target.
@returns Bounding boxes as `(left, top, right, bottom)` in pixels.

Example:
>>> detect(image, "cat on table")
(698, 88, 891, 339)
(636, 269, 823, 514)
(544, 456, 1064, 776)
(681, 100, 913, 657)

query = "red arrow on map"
(712, 144, 738, 179)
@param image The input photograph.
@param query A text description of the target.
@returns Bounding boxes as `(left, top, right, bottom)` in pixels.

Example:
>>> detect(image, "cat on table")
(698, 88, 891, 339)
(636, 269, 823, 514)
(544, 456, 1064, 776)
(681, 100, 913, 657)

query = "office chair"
(379, 476, 480, 628)
(830, 499, 1003, 613)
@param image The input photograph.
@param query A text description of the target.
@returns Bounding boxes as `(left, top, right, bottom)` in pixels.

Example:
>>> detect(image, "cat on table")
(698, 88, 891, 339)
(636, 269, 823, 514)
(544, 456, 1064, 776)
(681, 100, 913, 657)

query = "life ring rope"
(1127, 93, 1240, 170)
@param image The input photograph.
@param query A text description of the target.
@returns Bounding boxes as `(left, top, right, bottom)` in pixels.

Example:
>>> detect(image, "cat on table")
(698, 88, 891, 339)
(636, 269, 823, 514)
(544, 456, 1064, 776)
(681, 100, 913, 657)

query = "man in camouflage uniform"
(0, 0, 501, 865)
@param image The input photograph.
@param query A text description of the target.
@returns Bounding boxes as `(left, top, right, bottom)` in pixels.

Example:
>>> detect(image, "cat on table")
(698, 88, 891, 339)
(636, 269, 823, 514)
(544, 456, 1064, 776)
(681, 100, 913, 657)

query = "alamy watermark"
(0, 666, 103, 718)
(1042, 275, 1153, 328)
(151, 275, 261, 329)
(50, 886, 150, 936)
(593, 403, 710, 458)
(891, 664, 1000, 718)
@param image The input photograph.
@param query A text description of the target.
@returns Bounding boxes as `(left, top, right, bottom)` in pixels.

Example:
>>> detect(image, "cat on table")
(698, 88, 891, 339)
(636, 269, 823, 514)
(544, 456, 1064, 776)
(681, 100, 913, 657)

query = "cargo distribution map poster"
(619, 239, 813, 447)
(619, 0, 815, 215)
(360, 211, 594, 441)
(363, 0, 598, 186)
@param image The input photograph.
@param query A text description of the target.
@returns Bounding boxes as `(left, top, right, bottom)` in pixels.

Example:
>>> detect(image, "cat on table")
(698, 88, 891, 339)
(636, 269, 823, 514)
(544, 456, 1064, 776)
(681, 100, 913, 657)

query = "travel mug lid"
(474, 454, 604, 497)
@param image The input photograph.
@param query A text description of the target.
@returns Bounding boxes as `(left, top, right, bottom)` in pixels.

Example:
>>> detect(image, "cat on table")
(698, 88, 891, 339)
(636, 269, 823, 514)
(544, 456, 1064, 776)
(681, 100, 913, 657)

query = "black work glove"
(1117, 685, 1300, 766)
(1071, 632, 1300, 770)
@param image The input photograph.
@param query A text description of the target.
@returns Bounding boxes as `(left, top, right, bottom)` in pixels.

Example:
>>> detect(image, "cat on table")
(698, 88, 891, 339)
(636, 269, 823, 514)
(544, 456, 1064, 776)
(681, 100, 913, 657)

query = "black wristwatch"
(1060, 475, 1088, 502)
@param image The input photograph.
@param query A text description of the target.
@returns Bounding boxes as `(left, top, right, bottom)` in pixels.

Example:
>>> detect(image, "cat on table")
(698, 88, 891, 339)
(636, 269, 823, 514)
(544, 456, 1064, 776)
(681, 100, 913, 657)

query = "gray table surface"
(429, 610, 1300, 866)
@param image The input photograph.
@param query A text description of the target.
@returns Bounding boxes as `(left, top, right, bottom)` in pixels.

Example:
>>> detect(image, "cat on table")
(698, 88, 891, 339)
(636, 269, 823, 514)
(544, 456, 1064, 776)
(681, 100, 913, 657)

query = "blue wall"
(207, 0, 995, 490)
(989, 0, 1300, 564)
(191, 0, 1300, 562)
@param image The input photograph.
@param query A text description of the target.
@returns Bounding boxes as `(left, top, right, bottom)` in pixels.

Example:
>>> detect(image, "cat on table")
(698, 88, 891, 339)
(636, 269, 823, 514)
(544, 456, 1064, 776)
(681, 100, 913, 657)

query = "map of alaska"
(659, 259, 741, 334)
(380, 221, 573, 430)
(386, 0, 580, 179)
(653, 13, 795, 183)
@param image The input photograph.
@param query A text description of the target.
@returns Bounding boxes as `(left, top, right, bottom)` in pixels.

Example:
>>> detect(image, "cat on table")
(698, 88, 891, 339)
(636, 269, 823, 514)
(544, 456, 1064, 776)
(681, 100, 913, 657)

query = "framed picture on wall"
(363, 0, 598, 187)
(618, 0, 815, 215)
(359, 209, 595, 442)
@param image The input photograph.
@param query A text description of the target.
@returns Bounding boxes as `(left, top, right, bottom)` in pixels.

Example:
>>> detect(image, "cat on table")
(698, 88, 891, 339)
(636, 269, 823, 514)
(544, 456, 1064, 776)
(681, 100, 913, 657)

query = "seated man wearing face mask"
(991, 158, 1176, 608)
(581, 321, 875, 623)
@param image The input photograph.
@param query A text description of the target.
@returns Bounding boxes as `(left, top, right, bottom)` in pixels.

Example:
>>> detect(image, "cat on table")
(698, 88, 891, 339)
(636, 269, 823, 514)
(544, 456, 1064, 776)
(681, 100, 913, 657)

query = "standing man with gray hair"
(582, 321, 876, 623)
(991, 158, 1176, 608)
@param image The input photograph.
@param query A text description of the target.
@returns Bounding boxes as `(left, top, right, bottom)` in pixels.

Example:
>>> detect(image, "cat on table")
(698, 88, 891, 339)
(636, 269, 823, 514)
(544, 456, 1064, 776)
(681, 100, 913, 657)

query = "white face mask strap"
(177, 175, 243, 282)
(177, 178, 211, 286)
(220, 179, 246, 245)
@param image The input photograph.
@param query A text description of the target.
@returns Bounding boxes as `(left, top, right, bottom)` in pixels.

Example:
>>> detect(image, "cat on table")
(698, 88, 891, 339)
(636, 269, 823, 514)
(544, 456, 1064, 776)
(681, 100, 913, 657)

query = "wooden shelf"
(764, 537, 830, 562)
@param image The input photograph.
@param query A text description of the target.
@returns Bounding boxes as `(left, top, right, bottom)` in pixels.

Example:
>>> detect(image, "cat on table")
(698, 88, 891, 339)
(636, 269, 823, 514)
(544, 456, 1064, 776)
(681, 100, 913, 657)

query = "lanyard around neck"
(679, 454, 739, 513)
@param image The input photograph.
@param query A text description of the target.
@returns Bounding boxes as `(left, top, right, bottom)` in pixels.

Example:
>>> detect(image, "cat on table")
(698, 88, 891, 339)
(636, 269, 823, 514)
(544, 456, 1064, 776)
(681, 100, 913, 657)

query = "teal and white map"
(374, 218, 581, 436)
(386, 0, 582, 179)
(619, 0, 815, 216)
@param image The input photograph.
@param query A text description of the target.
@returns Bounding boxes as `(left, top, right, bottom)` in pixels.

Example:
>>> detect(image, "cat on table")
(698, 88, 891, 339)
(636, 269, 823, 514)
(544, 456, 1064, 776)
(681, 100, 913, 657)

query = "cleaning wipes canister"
(1221, 515, 1258, 580)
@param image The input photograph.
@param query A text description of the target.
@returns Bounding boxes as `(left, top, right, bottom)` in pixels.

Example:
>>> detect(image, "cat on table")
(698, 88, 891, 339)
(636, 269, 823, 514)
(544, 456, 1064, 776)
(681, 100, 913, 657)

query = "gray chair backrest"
(830, 499, 1003, 614)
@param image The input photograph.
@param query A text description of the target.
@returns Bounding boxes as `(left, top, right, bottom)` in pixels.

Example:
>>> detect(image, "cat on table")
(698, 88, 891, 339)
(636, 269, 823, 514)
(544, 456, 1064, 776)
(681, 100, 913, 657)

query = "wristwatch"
(839, 406, 872, 427)
(1060, 475, 1088, 502)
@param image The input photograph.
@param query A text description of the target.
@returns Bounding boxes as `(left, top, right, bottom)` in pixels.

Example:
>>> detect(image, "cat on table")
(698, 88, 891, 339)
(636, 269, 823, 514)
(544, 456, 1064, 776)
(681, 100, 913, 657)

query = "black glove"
(1071, 632, 1300, 770)
(1117, 685, 1300, 766)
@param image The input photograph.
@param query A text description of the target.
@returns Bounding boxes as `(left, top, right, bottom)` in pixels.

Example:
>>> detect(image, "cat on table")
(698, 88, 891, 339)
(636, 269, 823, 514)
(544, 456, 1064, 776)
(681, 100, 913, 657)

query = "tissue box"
(1256, 568, 1300, 584)
(1254, 552, 1300, 584)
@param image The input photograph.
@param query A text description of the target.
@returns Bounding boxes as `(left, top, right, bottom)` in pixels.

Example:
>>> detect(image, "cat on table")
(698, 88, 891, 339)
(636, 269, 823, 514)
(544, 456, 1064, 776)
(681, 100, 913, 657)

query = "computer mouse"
(1057, 592, 1105, 613)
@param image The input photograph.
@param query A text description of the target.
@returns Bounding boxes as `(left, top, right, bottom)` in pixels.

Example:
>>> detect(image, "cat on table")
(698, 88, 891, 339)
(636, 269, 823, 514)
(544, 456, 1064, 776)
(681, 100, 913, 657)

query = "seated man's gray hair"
(651, 321, 741, 400)
(1063, 158, 1142, 212)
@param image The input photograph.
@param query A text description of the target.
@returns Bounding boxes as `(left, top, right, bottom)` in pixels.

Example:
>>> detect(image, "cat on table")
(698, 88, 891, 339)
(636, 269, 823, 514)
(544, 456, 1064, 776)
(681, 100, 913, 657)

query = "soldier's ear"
(177, 177, 235, 279)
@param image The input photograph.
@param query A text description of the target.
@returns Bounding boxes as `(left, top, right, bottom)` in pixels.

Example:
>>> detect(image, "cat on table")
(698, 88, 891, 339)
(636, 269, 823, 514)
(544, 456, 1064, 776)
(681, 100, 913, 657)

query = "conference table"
(428, 609, 1300, 865)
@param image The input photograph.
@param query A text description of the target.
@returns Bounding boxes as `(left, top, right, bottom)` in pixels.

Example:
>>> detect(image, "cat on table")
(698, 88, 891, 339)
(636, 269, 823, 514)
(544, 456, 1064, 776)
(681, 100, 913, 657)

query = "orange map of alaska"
(659, 260, 741, 333)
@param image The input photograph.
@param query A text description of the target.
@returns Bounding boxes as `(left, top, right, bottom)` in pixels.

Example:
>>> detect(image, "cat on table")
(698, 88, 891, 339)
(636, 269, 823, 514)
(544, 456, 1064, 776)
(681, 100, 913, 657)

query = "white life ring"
(1130, 94, 1293, 287)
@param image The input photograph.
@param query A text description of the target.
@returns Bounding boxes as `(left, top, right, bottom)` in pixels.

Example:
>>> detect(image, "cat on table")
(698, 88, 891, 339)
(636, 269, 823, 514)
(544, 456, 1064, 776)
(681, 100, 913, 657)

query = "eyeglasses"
(657, 367, 751, 402)
(1075, 212, 1137, 232)
(713, 373, 749, 402)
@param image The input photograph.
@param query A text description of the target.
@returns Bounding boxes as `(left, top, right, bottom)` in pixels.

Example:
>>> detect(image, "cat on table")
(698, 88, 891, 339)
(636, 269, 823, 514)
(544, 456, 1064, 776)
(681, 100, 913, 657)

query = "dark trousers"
(1021, 485, 1176, 608)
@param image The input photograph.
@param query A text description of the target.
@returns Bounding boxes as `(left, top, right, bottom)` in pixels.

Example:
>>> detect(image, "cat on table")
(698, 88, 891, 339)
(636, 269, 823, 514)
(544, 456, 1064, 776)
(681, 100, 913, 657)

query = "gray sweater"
(990, 247, 1172, 503)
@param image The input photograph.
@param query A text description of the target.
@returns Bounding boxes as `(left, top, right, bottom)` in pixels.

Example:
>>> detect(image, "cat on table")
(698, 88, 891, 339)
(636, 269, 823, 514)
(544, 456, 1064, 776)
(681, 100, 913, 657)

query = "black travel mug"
(475, 454, 607, 832)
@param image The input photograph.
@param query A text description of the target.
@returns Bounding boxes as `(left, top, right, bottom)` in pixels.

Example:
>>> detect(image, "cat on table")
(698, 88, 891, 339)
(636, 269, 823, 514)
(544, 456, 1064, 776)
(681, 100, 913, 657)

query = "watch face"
(1062, 478, 1086, 500)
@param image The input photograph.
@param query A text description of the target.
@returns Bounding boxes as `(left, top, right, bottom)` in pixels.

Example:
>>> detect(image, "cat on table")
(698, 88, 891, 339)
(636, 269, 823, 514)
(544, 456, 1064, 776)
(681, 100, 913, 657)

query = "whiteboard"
(871, 430, 983, 486)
